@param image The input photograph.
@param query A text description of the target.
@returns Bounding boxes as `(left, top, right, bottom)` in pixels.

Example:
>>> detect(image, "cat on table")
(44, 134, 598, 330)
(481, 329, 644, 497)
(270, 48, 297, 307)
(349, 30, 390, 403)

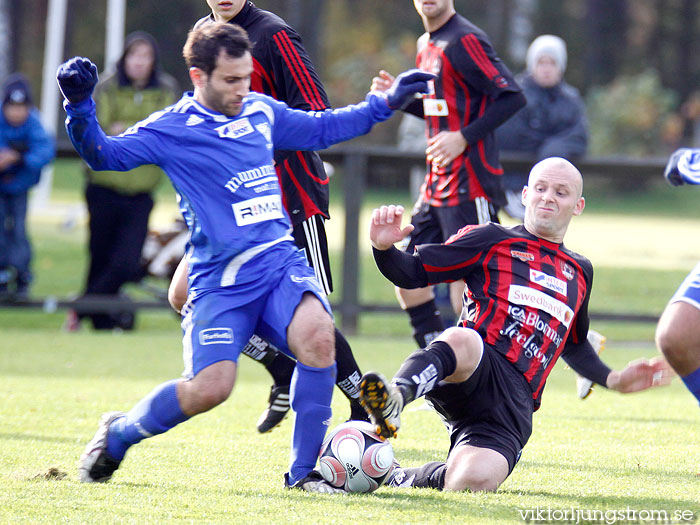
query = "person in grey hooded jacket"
(497, 35, 588, 220)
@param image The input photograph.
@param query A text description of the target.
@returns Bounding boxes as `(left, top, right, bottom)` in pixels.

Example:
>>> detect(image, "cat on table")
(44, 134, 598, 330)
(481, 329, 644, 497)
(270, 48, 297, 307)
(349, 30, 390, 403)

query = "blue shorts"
(180, 253, 331, 379)
(670, 261, 700, 311)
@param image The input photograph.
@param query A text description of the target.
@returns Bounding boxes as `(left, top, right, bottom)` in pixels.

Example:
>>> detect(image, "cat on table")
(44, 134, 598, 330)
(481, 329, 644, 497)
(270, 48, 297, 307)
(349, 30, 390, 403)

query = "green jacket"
(87, 72, 179, 195)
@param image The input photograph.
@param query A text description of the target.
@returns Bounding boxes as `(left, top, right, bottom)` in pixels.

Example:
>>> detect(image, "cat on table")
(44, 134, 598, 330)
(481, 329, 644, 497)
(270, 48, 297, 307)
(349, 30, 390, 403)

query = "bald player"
(359, 157, 672, 492)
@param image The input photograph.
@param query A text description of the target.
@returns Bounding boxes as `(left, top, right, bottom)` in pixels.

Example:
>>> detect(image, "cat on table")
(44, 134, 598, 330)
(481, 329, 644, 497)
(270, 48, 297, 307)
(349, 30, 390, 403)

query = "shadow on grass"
(503, 487, 700, 513)
(538, 413, 699, 426)
(0, 432, 78, 445)
(517, 457, 699, 484)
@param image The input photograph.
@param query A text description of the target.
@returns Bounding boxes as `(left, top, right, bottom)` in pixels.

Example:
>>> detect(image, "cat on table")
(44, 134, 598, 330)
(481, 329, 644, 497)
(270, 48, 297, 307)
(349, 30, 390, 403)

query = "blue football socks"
(106, 379, 190, 461)
(287, 361, 336, 485)
(680, 366, 700, 405)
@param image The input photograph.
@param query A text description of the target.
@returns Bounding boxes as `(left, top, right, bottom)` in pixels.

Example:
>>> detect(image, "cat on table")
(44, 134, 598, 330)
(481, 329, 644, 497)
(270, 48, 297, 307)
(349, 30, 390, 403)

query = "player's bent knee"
(444, 445, 508, 492)
(287, 294, 335, 367)
(444, 467, 501, 492)
(179, 362, 236, 414)
(195, 385, 232, 411)
(438, 327, 483, 381)
(304, 321, 335, 362)
(655, 305, 695, 361)
(655, 324, 682, 359)
(438, 326, 475, 346)
(179, 380, 233, 415)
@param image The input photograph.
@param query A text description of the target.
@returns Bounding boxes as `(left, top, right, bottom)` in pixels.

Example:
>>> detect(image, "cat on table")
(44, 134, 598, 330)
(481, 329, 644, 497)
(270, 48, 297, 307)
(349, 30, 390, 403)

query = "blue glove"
(56, 57, 99, 104)
(664, 148, 700, 186)
(385, 69, 436, 110)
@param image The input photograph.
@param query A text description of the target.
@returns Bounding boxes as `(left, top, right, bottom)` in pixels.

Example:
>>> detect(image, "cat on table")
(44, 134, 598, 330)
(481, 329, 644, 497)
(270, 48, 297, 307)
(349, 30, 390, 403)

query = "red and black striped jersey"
(195, 2, 330, 225)
(416, 223, 593, 409)
(413, 14, 521, 208)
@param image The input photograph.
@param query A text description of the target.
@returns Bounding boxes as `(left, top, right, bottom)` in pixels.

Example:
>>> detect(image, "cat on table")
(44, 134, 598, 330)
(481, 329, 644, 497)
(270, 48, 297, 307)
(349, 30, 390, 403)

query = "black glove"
(664, 148, 700, 186)
(56, 57, 99, 104)
(385, 69, 436, 110)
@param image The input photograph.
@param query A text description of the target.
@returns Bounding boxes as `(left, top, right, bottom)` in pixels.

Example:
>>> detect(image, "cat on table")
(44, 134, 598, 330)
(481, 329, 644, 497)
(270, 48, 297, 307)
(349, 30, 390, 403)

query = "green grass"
(0, 331, 698, 523)
(2, 159, 699, 522)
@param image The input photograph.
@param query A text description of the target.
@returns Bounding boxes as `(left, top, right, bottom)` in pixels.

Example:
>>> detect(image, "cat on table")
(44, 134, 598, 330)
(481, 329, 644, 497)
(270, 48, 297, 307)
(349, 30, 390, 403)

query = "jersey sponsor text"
(508, 285, 574, 327)
(225, 164, 277, 193)
(199, 327, 234, 346)
(529, 269, 567, 296)
(215, 117, 255, 139)
(233, 195, 284, 226)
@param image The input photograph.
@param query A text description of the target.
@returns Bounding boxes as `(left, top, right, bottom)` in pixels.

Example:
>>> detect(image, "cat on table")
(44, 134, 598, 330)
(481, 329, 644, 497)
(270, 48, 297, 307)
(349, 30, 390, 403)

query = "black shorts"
(292, 215, 333, 295)
(403, 197, 499, 252)
(425, 346, 534, 474)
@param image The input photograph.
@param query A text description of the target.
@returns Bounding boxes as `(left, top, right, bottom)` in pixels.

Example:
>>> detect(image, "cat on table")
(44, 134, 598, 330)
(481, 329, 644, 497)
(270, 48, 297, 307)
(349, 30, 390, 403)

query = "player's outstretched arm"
(272, 70, 435, 152)
(606, 356, 675, 393)
(370, 205, 414, 250)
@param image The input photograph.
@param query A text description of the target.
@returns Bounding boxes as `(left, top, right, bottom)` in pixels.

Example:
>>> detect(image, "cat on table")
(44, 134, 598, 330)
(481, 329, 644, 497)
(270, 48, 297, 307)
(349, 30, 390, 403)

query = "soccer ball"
(318, 420, 395, 493)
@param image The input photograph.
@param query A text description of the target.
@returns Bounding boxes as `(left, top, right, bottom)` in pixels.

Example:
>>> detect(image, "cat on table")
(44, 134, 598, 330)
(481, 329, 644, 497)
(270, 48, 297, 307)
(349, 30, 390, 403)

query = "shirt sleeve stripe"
(277, 31, 327, 109)
(461, 34, 500, 80)
(423, 252, 481, 273)
(273, 30, 325, 110)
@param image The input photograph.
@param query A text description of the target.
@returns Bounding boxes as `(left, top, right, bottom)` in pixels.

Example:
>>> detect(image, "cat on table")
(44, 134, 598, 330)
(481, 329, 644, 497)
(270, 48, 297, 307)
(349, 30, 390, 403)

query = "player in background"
(168, 0, 367, 432)
(359, 157, 672, 492)
(656, 148, 700, 407)
(59, 22, 433, 492)
(371, 0, 526, 350)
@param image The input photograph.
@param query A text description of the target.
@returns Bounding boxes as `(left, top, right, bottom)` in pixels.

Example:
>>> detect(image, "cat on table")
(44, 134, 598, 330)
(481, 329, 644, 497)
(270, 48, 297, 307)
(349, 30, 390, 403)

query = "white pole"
(31, 0, 68, 211)
(105, 0, 127, 72)
(0, 0, 11, 81)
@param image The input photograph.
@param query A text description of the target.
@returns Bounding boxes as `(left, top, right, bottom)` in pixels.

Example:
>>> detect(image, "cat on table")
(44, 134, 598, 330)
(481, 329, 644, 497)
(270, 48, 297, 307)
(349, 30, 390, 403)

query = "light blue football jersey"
(64, 91, 392, 293)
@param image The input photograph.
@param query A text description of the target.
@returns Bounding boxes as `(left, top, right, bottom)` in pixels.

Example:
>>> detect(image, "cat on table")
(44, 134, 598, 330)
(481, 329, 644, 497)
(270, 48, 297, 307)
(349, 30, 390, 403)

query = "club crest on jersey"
(561, 261, 575, 280)
(424, 98, 448, 116)
(216, 117, 254, 140)
(511, 250, 534, 262)
(493, 75, 509, 88)
(529, 269, 567, 296)
(199, 327, 234, 346)
(232, 195, 284, 226)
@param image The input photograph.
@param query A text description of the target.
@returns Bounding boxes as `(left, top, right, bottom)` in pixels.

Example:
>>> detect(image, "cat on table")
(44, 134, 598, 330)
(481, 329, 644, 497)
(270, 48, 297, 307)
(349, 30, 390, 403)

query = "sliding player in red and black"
(359, 158, 672, 492)
(371, 0, 526, 350)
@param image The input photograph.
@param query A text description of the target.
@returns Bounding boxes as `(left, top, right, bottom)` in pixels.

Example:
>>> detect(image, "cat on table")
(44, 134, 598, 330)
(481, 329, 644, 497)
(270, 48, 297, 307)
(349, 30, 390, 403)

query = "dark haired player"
(166, 0, 367, 432)
(360, 157, 672, 492)
(371, 0, 526, 349)
(58, 21, 434, 492)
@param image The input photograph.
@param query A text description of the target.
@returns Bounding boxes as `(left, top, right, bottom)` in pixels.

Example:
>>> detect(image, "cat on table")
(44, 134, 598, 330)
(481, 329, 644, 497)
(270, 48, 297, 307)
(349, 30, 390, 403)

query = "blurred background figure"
(497, 34, 588, 219)
(65, 31, 178, 331)
(0, 73, 55, 300)
(373, 0, 526, 351)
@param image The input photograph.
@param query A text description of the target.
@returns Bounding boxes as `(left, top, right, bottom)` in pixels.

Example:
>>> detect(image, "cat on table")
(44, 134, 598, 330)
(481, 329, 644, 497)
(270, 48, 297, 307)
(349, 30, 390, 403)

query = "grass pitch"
(1, 160, 699, 522)
(0, 326, 698, 523)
